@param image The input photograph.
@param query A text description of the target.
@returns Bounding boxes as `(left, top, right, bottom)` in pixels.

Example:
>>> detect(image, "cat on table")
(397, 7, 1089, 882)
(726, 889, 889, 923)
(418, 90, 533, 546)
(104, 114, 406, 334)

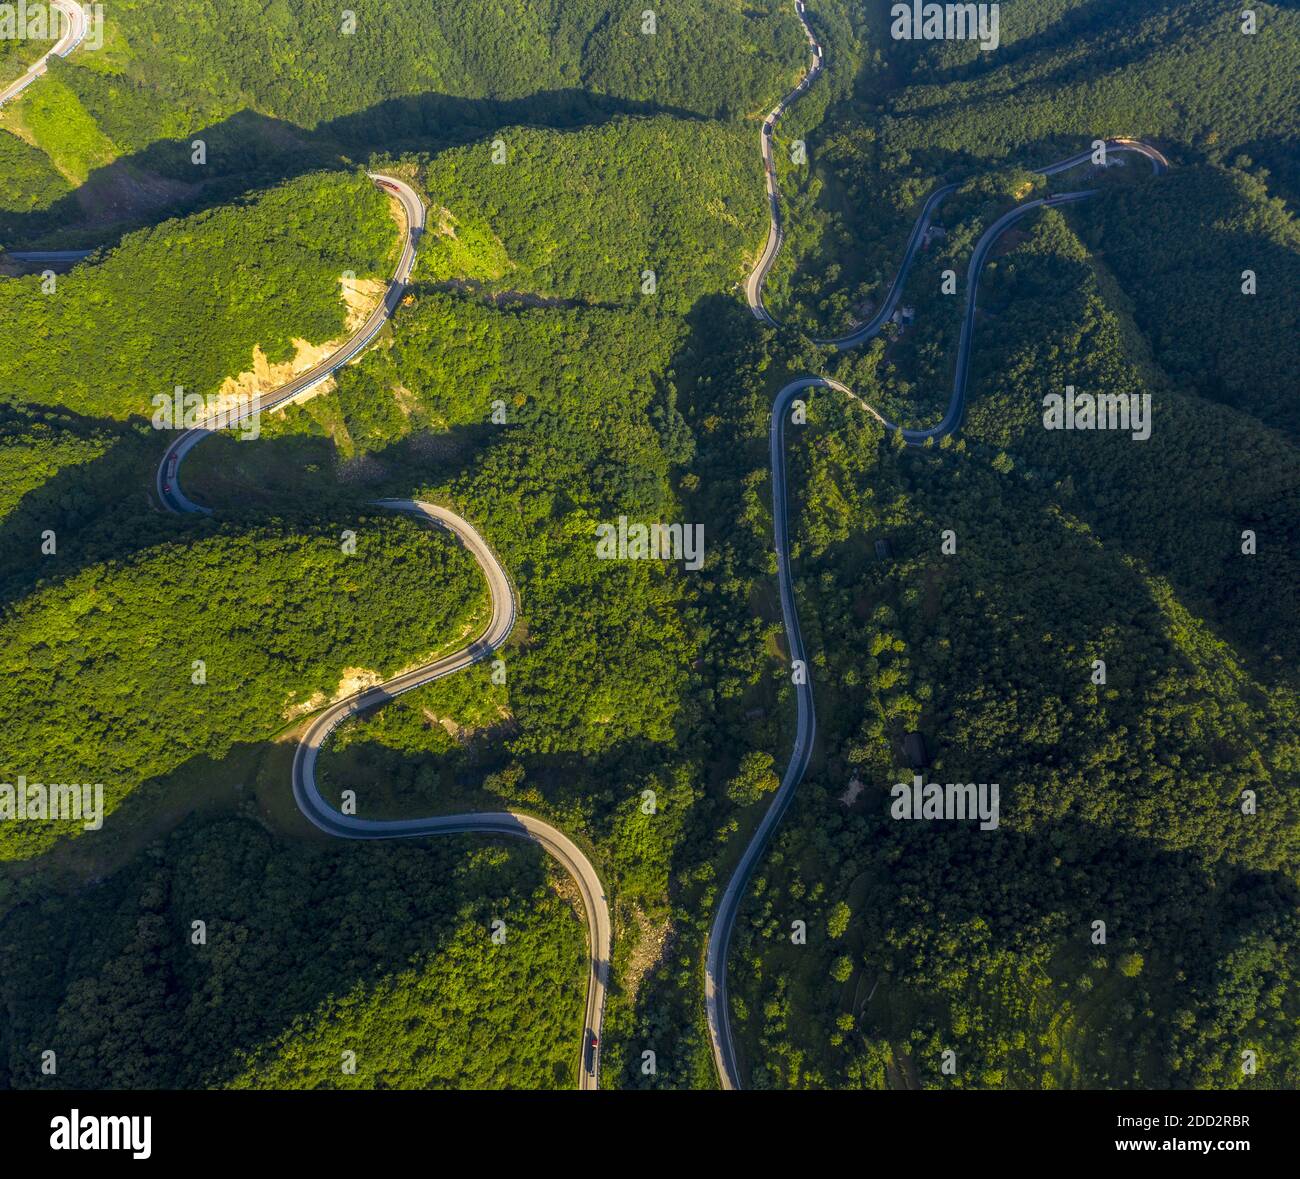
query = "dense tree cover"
(1075, 162, 1300, 438)
(314, 663, 510, 819)
(79, 0, 803, 133)
(758, 99, 1046, 335)
(415, 117, 766, 311)
(0, 30, 44, 88)
(730, 1, 1300, 1085)
(957, 210, 1300, 672)
(0, 6, 69, 99)
(0, 170, 395, 418)
(600, 299, 817, 1087)
(181, 284, 802, 1088)
(728, 211, 1300, 1090)
(237, 207, 1299, 1089)
(0, 1, 808, 247)
(298, 291, 700, 756)
(0, 69, 788, 1071)
(0, 0, 804, 232)
(2, 0, 1295, 1093)
(727, 401, 1299, 1087)
(879, 0, 1300, 163)
(0, 516, 485, 859)
(180, 278, 711, 1071)
(784, 167, 1041, 418)
(883, 0, 1114, 77)
(767, 0, 1300, 333)
(727, 751, 780, 806)
(0, 817, 584, 1088)
(0, 403, 115, 522)
(0, 414, 175, 607)
(0, 128, 69, 218)
(761, 118, 923, 334)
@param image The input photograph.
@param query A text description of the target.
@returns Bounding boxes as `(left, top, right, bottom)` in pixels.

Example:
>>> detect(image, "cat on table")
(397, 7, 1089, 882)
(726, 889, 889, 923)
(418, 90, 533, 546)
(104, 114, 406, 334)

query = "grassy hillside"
(3, 72, 118, 185)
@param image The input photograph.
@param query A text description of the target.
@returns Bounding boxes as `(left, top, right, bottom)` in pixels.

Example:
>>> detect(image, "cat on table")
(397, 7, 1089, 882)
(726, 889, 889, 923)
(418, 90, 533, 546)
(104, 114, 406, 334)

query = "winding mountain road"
(154, 176, 610, 1090)
(6, 7, 608, 1091)
(156, 174, 425, 513)
(709, 1, 1169, 1091)
(0, 0, 85, 108)
(9, 0, 1171, 1095)
(289, 500, 610, 1092)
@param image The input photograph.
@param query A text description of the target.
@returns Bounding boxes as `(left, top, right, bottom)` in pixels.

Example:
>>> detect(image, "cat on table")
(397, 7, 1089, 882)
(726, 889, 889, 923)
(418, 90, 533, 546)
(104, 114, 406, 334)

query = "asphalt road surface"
(151, 177, 610, 1090)
(10, 13, 610, 1091)
(291, 500, 610, 1092)
(711, 2, 1170, 1092)
(9, 0, 1170, 1094)
(157, 174, 425, 513)
(0, 0, 85, 108)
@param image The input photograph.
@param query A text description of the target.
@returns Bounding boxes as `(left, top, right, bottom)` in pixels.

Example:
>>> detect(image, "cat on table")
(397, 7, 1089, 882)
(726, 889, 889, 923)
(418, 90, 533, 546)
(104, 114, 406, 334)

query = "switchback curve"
(709, 0, 1169, 1091)
(0, 0, 85, 108)
(153, 176, 610, 1089)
